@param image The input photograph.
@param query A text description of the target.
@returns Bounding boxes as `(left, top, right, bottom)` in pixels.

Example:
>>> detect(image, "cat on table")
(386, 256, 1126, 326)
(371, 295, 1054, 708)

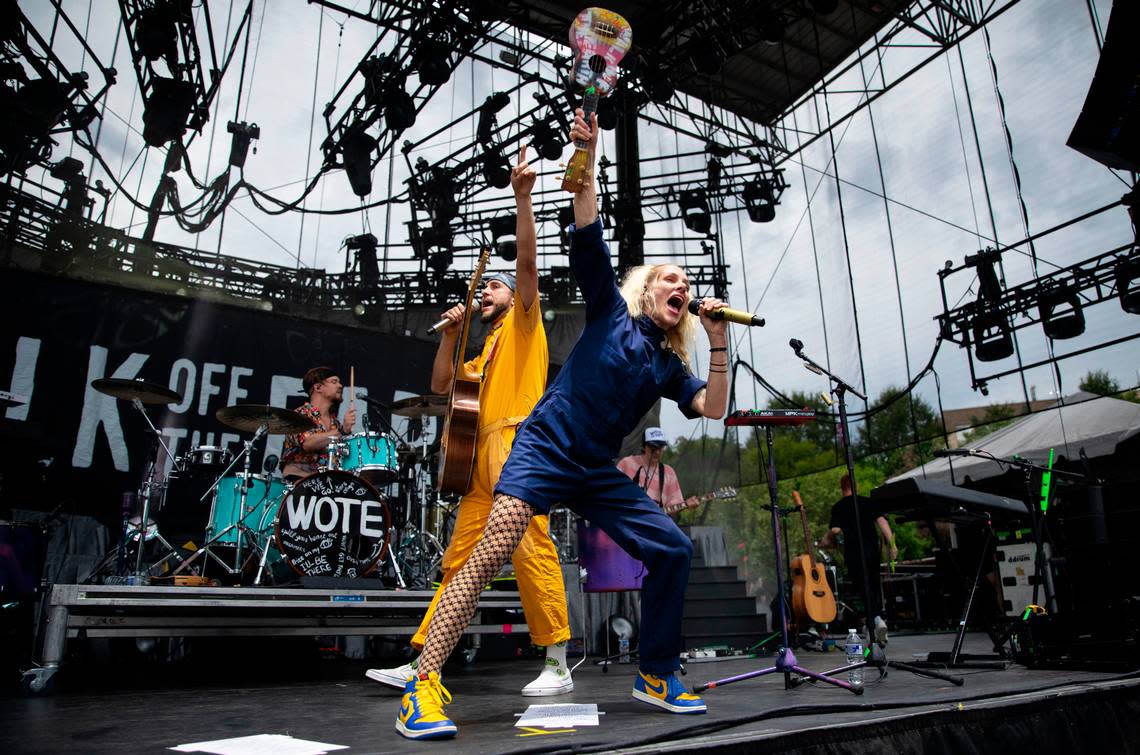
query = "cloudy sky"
(19, 0, 1136, 450)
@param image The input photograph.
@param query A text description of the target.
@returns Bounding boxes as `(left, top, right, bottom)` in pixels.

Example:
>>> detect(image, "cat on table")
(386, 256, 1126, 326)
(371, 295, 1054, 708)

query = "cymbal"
(390, 394, 448, 417)
(216, 404, 317, 434)
(91, 378, 182, 405)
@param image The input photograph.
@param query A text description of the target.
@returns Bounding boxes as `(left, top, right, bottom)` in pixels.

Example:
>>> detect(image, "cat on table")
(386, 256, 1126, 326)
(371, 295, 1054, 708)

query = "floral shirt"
(281, 402, 344, 476)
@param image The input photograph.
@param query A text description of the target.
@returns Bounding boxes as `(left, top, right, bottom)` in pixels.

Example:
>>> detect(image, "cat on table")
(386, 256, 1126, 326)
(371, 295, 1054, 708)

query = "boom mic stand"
(790, 340, 968, 685)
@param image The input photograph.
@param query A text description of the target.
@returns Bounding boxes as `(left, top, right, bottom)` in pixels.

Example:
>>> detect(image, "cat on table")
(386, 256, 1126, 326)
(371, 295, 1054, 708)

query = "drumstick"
(349, 366, 355, 416)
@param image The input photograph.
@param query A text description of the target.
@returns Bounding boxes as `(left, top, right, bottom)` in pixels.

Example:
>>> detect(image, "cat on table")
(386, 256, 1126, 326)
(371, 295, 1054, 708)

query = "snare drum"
(209, 474, 287, 545)
(182, 445, 233, 475)
(274, 470, 389, 578)
(334, 432, 398, 483)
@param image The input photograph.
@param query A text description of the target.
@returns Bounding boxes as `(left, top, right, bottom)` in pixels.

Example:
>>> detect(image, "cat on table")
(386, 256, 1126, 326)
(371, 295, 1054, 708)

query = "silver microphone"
(426, 307, 471, 335)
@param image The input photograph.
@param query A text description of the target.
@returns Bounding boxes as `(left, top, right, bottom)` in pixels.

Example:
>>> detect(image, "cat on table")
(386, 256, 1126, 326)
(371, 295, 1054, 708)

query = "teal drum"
(210, 474, 287, 545)
(334, 432, 398, 484)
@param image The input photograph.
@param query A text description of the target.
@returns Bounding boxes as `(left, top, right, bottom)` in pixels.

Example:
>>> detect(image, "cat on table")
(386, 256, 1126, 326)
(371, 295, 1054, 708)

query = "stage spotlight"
(490, 214, 518, 261)
(742, 177, 776, 223)
(1116, 256, 1140, 314)
(341, 128, 377, 197)
(135, 3, 180, 64)
(409, 221, 452, 259)
(532, 121, 563, 161)
(1038, 282, 1085, 339)
(691, 42, 726, 76)
(482, 153, 512, 189)
(679, 189, 712, 235)
(347, 233, 380, 289)
(428, 250, 453, 274)
(384, 87, 417, 132)
(707, 158, 723, 194)
(142, 76, 196, 146)
(971, 309, 1014, 362)
(477, 92, 511, 144)
(417, 41, 452, 86)
(226, 120, 260, 168)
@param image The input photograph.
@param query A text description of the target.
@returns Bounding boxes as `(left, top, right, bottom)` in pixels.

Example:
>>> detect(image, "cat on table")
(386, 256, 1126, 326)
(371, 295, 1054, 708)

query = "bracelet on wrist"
(709, 346, 728, 353)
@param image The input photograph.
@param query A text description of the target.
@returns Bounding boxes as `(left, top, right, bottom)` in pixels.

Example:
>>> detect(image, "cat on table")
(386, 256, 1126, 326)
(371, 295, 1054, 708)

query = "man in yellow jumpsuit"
(366, 146, 572, 696)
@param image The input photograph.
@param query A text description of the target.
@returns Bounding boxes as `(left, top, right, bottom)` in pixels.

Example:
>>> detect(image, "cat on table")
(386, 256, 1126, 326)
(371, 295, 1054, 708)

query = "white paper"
(170, 734, 349, 755)
(515, 703, 600, 728)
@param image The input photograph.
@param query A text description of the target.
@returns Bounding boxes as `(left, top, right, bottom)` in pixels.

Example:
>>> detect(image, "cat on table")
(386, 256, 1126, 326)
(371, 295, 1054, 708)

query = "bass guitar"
(561, 8, 632, 192)
(437, 246, 491, 495)
(790, 490, 838, 626)
(663, 486, 737, 515)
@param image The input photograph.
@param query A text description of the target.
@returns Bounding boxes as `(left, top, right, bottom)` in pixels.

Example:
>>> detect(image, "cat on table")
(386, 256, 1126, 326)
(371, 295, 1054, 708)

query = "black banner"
(0, 269, 438, 526)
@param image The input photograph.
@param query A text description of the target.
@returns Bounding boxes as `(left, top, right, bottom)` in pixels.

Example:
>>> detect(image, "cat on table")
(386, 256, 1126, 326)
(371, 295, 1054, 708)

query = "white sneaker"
(366, 660, 418, 689)
(873, 616, 889, 645)
(521, 661, 574, 697)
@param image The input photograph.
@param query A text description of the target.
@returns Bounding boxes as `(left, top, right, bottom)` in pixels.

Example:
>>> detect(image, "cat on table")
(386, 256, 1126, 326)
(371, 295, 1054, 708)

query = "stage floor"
(3, 632, 1138, 754)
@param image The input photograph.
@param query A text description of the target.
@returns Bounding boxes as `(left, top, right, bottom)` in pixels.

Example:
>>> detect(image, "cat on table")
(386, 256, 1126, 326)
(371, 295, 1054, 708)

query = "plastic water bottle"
(844, 629, 864, 687)
(618, 635, 630, 664)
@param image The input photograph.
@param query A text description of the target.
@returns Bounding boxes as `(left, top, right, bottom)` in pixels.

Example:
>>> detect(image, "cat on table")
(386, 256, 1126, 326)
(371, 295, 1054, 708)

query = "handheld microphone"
(932, 448, 976, 457)
(426, 307, 473, 335)
(687, 299, 765, 327)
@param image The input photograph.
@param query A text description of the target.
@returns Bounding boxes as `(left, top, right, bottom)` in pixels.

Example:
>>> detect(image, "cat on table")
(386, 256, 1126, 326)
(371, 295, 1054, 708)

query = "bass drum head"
(274, 470, 390, 578)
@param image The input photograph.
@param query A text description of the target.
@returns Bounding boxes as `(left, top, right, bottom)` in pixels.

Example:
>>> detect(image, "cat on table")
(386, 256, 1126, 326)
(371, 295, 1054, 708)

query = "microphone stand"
(791, 342, 875, 638)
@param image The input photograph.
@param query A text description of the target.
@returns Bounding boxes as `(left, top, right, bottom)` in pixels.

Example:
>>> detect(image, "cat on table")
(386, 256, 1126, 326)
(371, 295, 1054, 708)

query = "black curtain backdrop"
(0, 269, 437, 527)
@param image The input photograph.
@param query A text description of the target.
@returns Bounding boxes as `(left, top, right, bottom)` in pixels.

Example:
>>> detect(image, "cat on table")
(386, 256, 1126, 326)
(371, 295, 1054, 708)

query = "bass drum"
(274, 470, 390, 578)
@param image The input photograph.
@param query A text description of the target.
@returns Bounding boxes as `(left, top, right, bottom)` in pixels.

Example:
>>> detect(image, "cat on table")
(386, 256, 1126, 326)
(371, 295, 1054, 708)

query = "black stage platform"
(4, 632, 1140, 754)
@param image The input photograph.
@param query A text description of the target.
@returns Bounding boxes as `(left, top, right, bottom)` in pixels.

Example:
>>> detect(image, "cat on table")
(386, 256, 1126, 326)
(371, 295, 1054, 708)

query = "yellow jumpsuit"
(411, 296, 569, 649)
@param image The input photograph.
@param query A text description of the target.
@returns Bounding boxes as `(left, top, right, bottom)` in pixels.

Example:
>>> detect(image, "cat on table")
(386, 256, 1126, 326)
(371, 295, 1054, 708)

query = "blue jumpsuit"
(496, 218, 706, 675)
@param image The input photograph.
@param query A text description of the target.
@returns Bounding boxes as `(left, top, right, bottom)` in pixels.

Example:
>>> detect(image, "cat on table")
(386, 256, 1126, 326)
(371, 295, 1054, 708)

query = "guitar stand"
(696, 425, 860, 696)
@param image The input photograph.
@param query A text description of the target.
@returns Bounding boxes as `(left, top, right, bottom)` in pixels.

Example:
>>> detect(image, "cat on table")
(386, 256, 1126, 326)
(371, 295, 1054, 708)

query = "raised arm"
(511, 144, 538, 312)
(569, 109, 599, 228)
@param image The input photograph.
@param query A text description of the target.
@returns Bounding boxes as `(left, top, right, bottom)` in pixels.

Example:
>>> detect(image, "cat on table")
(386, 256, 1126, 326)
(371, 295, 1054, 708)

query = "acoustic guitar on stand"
(437, 246, 491, 495)
(790, 490, 838, 626)
(561, 8, 631, 192)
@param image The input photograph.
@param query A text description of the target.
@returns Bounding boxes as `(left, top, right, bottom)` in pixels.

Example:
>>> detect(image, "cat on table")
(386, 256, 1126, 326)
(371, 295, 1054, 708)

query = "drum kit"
(91, 378, 456, 586)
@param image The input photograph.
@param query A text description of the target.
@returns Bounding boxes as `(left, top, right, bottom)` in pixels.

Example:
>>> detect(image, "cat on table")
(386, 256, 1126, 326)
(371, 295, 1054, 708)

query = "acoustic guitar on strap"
(790, 490, 838, 626)
(560, 8, 631, 192)
(437, 247, 492, 495)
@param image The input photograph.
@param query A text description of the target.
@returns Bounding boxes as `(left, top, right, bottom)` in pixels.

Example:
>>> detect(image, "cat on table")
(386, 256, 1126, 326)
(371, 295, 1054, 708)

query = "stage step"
(685, 580, 747, 599)
(686, 566, 739, 583)
(683, 596, 758, 617)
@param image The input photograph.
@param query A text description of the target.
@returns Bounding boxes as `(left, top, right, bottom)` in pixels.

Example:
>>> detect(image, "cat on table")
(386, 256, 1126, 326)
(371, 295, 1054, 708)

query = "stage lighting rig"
(481, 151, 512, 190)
(346, 233, 380, 289)
(938, 241, 1140, 391)
(0, 3, 115, 176)
(408, 220, 453, 260)
(679, 189, 713, 235)
(120, 0, 249, 147)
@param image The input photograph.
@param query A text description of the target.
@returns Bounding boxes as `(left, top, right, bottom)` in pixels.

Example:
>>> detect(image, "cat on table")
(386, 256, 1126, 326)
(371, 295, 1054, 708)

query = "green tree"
(1079, 369, 1120, 396)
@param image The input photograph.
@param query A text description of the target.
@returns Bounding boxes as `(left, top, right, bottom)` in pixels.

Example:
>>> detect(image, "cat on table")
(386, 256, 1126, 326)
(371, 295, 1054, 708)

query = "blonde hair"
(619, 264, 697, 369)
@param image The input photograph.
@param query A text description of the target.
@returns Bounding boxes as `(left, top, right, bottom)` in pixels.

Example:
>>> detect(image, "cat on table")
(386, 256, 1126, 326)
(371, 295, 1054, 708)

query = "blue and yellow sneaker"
(396, 672, 457, 740)
(632, 670, 707, 714)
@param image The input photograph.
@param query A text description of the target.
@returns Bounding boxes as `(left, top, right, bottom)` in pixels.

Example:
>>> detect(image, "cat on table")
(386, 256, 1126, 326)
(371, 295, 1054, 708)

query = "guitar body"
(438, 375, 479, 495)
(791, 553, 837, 625)
(437, 248, 491, 496)
(560, 8, 632, 192)
(790, 491, 838, 626)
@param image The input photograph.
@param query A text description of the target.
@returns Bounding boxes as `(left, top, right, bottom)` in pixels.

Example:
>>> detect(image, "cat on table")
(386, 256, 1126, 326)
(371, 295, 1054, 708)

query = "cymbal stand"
(128, 398, 183, 576)
(173, 424, 269, 579)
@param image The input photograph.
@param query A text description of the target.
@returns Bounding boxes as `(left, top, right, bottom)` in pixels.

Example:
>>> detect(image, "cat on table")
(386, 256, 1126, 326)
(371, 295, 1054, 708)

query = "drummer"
(281, 366, 356, 481)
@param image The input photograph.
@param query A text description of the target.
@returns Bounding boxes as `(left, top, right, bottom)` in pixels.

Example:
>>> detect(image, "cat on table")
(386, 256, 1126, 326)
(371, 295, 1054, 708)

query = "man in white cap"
(616, 427, 696, 516)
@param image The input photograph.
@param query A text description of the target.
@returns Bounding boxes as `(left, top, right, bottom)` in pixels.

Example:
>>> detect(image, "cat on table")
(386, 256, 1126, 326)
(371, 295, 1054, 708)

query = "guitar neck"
(572, 90, 600, 150)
